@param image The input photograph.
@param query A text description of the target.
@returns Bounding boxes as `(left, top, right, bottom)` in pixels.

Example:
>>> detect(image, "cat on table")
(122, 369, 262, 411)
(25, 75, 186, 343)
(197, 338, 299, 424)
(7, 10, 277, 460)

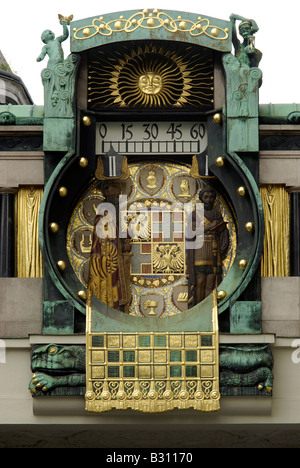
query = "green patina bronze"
(28, 343, 273, 396)
(70, 9, 232, 53)
(34, 10, 270, 398)
(222, 14, 263, 153)
(37, 19, 79, 152)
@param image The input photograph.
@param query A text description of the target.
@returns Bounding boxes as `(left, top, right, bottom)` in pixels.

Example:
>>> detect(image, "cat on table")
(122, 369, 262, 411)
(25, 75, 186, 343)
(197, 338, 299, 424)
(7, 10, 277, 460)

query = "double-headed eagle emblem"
(153, 244, 184, 274)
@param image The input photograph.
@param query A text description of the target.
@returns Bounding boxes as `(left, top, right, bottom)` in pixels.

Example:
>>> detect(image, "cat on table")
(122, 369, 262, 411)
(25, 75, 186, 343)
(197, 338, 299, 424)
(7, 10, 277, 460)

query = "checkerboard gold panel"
(85, 331, 220, 413)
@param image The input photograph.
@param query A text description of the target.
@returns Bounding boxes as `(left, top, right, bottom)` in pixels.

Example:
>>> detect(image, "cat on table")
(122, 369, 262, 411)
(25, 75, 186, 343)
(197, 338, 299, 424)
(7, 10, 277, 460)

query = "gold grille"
(85, 293, 220, 413)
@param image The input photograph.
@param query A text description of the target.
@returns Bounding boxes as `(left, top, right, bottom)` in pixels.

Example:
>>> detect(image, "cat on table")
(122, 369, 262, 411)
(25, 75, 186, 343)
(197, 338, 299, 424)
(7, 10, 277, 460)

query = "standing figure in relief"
(187, 187, 229, 305)
(87, 182, 131, 313)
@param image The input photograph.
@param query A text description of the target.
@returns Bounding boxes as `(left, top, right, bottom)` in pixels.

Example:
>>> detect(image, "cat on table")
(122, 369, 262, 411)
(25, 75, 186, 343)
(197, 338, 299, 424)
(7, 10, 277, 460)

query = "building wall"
(0, 104, 300, 446)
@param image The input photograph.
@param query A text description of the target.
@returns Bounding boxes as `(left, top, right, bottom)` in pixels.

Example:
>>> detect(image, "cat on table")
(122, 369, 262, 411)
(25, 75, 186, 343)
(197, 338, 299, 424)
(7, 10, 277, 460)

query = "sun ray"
(87, 41, 214, 109)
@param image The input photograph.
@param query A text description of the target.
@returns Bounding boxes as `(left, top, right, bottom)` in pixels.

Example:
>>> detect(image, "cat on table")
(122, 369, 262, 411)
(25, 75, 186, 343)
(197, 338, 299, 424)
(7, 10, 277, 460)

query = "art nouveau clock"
(34, 10, 268, 411)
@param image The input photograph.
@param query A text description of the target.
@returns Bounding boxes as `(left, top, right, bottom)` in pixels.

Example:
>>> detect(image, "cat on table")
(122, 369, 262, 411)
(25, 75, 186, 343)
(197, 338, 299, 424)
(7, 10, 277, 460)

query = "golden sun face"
(88, 42, 214, 109)
(139, 73, 163, 95)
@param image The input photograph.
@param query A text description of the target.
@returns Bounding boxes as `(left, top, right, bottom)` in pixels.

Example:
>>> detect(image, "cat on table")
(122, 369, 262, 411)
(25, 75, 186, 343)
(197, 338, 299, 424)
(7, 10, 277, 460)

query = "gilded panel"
(260, 185, 290, 277)
(67, 161, 237, 318)
(17, 186, 43, 278)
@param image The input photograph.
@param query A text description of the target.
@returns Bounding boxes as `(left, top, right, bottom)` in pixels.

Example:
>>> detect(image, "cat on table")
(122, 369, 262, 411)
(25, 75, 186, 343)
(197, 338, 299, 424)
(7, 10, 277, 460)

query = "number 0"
(98, 124, 107, 139)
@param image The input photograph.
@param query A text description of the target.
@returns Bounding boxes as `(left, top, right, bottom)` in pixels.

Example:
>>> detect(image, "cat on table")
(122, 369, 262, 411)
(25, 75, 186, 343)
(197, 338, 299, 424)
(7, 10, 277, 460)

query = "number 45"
(167, 123, 182, 140)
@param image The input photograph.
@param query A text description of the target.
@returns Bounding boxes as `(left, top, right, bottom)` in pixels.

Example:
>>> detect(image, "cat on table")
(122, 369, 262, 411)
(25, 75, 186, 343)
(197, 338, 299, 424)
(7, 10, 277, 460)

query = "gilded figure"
(178, 178, 191, 199)
(187, 187, 229, 304)
(87, 182, 131, 312)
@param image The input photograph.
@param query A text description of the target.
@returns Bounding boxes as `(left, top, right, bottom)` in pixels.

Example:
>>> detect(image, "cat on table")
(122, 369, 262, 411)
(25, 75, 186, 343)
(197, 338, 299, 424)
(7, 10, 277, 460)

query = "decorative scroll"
(73, 9, 229, 41)
(17, 186, 43, 278)
(85, 291, 220, 413)
(222, 53, 262, 118)
(41, 54, 79, 118)
(260, 185, 290, 277)
(222, 52, 262, 152)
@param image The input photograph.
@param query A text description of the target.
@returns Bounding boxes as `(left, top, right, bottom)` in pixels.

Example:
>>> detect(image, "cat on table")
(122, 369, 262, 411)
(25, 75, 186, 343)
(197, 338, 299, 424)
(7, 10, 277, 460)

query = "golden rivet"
(147, 18, 155, 26)
(179, 21, 187, 30)
(215, 156, 224, 167)
(238, 259, 248, 270)
(82, 115, 91, 126)
(77, 290, 87, 300)
(211, 28, 219, 37)
(217, 290, 227, 301)
(212, 113, 222, 124)
(49, 222, 59, 233)
(153, 9, 159, 14)
(58, 186, 68, 197)
(237, 186, 246, 197)
(83, 28, 91, 37)
(57, 260, 67, 271)
(114, 20, 123, 30)
(245, 222, 255, 232)
(79, 157, 88, 168)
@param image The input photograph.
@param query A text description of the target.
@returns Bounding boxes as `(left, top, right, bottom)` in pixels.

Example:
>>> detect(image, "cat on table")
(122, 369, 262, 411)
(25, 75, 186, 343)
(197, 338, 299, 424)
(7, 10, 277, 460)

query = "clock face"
(66, 160, 237, 318)
(95, 121, 207, 156)
(42, 114, 264, 318)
